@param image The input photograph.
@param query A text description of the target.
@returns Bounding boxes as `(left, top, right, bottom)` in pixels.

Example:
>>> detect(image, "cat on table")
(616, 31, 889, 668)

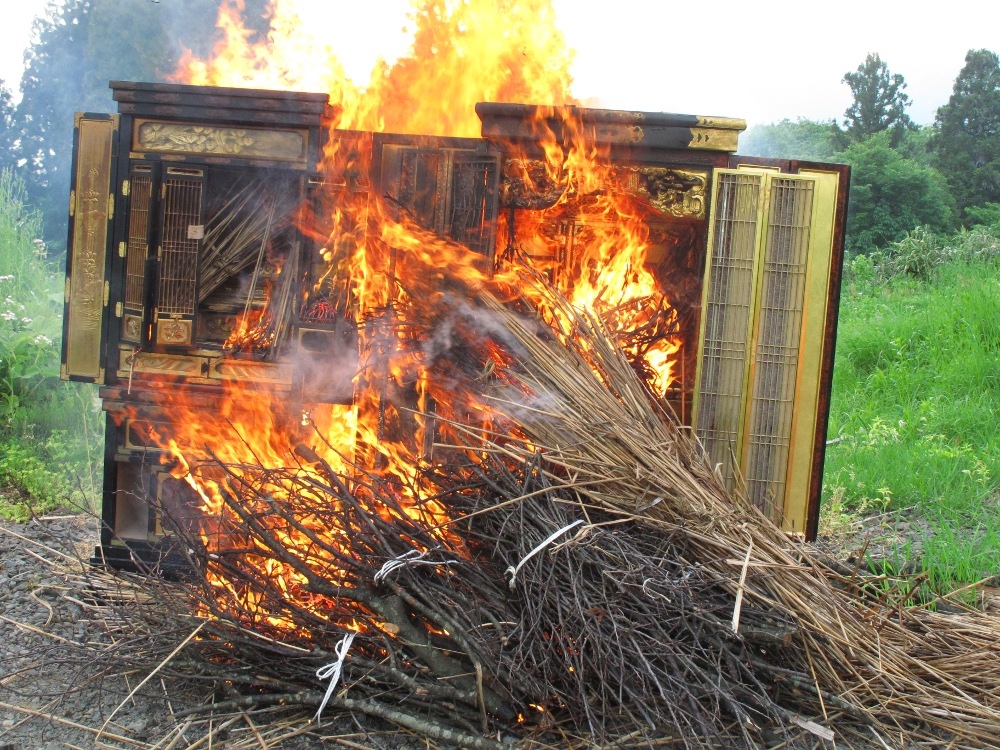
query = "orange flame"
(155, 0, 684, 631)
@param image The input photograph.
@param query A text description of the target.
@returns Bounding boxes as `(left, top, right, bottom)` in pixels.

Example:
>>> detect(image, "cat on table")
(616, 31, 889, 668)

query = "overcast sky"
(2, 0, 998, 126)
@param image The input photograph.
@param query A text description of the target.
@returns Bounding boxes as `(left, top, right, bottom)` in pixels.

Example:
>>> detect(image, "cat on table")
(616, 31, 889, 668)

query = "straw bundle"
(453, 284, 1000, 749)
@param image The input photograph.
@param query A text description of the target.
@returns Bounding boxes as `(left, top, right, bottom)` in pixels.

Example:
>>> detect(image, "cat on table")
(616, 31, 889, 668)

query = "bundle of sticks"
(87, 273, 1000, 749)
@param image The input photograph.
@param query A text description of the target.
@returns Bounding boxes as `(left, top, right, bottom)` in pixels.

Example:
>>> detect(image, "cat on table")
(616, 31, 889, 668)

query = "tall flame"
(178, 0, 576, 135)
(155, 0, 684, 632)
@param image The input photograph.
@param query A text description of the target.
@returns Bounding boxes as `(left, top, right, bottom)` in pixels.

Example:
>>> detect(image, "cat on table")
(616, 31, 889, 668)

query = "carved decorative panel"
(135, 120, 307, 162)
(499, 161, 707, 219)
(156, 318, 193, 346)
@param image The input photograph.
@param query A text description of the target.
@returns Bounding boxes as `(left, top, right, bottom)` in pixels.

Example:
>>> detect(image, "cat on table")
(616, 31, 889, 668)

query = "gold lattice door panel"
(153, 168, 205, 347)
(121, 164, 154, 345)
(694, 168, 839, 531)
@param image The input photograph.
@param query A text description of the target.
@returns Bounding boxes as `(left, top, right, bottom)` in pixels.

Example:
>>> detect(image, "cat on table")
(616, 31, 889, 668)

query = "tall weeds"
(826, 225, 1000, 594)
(0, 167, 102, 518)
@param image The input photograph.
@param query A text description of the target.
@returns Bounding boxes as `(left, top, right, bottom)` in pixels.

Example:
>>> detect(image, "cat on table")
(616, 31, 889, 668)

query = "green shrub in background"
(964, 202, 1000, 234)
(845, 224, 1000, 283)
(0, 168, 102, 520)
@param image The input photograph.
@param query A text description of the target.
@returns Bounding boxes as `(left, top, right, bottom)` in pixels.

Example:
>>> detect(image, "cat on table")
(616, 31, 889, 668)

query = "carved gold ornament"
(136, 121, 307, 162)
(157, 318, 192, 345)
(625, 167, 708, 219)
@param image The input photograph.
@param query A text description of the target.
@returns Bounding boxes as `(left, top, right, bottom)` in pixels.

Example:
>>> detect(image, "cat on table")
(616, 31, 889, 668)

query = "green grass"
(824, 233, 1000, 595)
(0, 167, 102, 520)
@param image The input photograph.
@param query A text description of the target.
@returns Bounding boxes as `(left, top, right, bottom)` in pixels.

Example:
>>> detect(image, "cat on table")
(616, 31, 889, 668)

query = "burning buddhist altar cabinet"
(62, 81, 849, 567)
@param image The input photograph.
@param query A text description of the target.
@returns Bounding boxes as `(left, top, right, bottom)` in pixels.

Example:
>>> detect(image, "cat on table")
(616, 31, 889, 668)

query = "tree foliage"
(933, 49, 1000, 216)
(836, 53, 913, 148)
(840, 132, 954, 256)
(3, 0, 267, 248)
(0, 82, 16, 168)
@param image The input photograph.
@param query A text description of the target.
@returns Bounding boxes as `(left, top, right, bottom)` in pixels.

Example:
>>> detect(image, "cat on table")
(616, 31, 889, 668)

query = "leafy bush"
(840, 132, 955, 256)
(964, 201, 1000, 233)
(878, 226, 946, 280)
(842, 225, 1000, 286)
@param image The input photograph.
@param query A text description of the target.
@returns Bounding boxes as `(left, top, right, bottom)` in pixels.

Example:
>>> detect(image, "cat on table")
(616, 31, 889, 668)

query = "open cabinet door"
(694, 165, 842, 534)
(62, 113, 119, 383)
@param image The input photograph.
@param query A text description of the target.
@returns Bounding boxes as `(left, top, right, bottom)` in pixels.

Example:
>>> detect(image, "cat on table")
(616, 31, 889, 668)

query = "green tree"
(840, 132, 954, 255)
(13, 0, 92, 247)
(739, 118, 839, 161)
(895, 125, 936, 167)
(836, 53, 913, 148)
(933, 48, 1000, 216)
(0, 82, 16, 173)
(9, 0, 259, 249)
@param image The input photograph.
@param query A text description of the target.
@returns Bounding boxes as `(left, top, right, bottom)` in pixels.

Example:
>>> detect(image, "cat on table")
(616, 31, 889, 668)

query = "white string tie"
(314, 631, 356, 725)
(373, 550, 457, 585)
(506, 520, 585, 590)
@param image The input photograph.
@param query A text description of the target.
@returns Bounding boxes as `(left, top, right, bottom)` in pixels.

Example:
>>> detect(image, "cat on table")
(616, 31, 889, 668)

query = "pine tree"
(933, 49, 1000, 216)
(836, 53, 913, 148)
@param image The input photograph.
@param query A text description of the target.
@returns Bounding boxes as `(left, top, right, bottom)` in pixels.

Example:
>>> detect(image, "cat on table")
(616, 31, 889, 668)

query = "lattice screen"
(125, 169, 153, 313)
(696, 172, 762, 486)
(449, 155, 499, 255)
(695, 168, 832, 527)
(743, 178, 814, 517)
(157, 172, 204, 317)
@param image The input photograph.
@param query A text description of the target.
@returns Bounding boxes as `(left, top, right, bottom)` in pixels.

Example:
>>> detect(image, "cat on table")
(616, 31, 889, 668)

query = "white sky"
(2, 0, 998, 126)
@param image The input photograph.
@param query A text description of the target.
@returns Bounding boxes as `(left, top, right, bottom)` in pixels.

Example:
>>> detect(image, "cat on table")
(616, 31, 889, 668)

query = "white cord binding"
(373, 550, 457, 585)
(314, 631, 356, 725)
(506, 520, 585, 590)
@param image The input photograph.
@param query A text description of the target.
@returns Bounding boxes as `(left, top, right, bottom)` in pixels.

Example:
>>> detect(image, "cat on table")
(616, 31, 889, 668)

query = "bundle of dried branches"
(199, 175, 298, 302)
(85, 450, 817, 749)
(454, 285, 1000, 749)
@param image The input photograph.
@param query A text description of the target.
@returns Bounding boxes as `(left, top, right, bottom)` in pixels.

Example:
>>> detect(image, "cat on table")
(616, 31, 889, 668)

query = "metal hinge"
(69, 190, 76, 218)
(119, 241, 127, 258)
(115, 301, 123, 318)
(122, 179, 130, 197)
(108, 194, 114, 221)
(64, 278, 71, 303)
(103, 281, 110, 307)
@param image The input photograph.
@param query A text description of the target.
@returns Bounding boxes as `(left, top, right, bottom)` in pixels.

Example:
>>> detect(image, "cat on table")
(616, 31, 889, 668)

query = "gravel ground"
(0, 513, 424, 750)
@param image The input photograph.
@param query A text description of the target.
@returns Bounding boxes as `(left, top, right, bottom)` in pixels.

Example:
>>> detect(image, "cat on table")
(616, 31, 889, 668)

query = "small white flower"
(33, 334, 52, 345)
(1, 311, 15, 321)
(0, 275, 13, 282)
(21, 316, 32, 324)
